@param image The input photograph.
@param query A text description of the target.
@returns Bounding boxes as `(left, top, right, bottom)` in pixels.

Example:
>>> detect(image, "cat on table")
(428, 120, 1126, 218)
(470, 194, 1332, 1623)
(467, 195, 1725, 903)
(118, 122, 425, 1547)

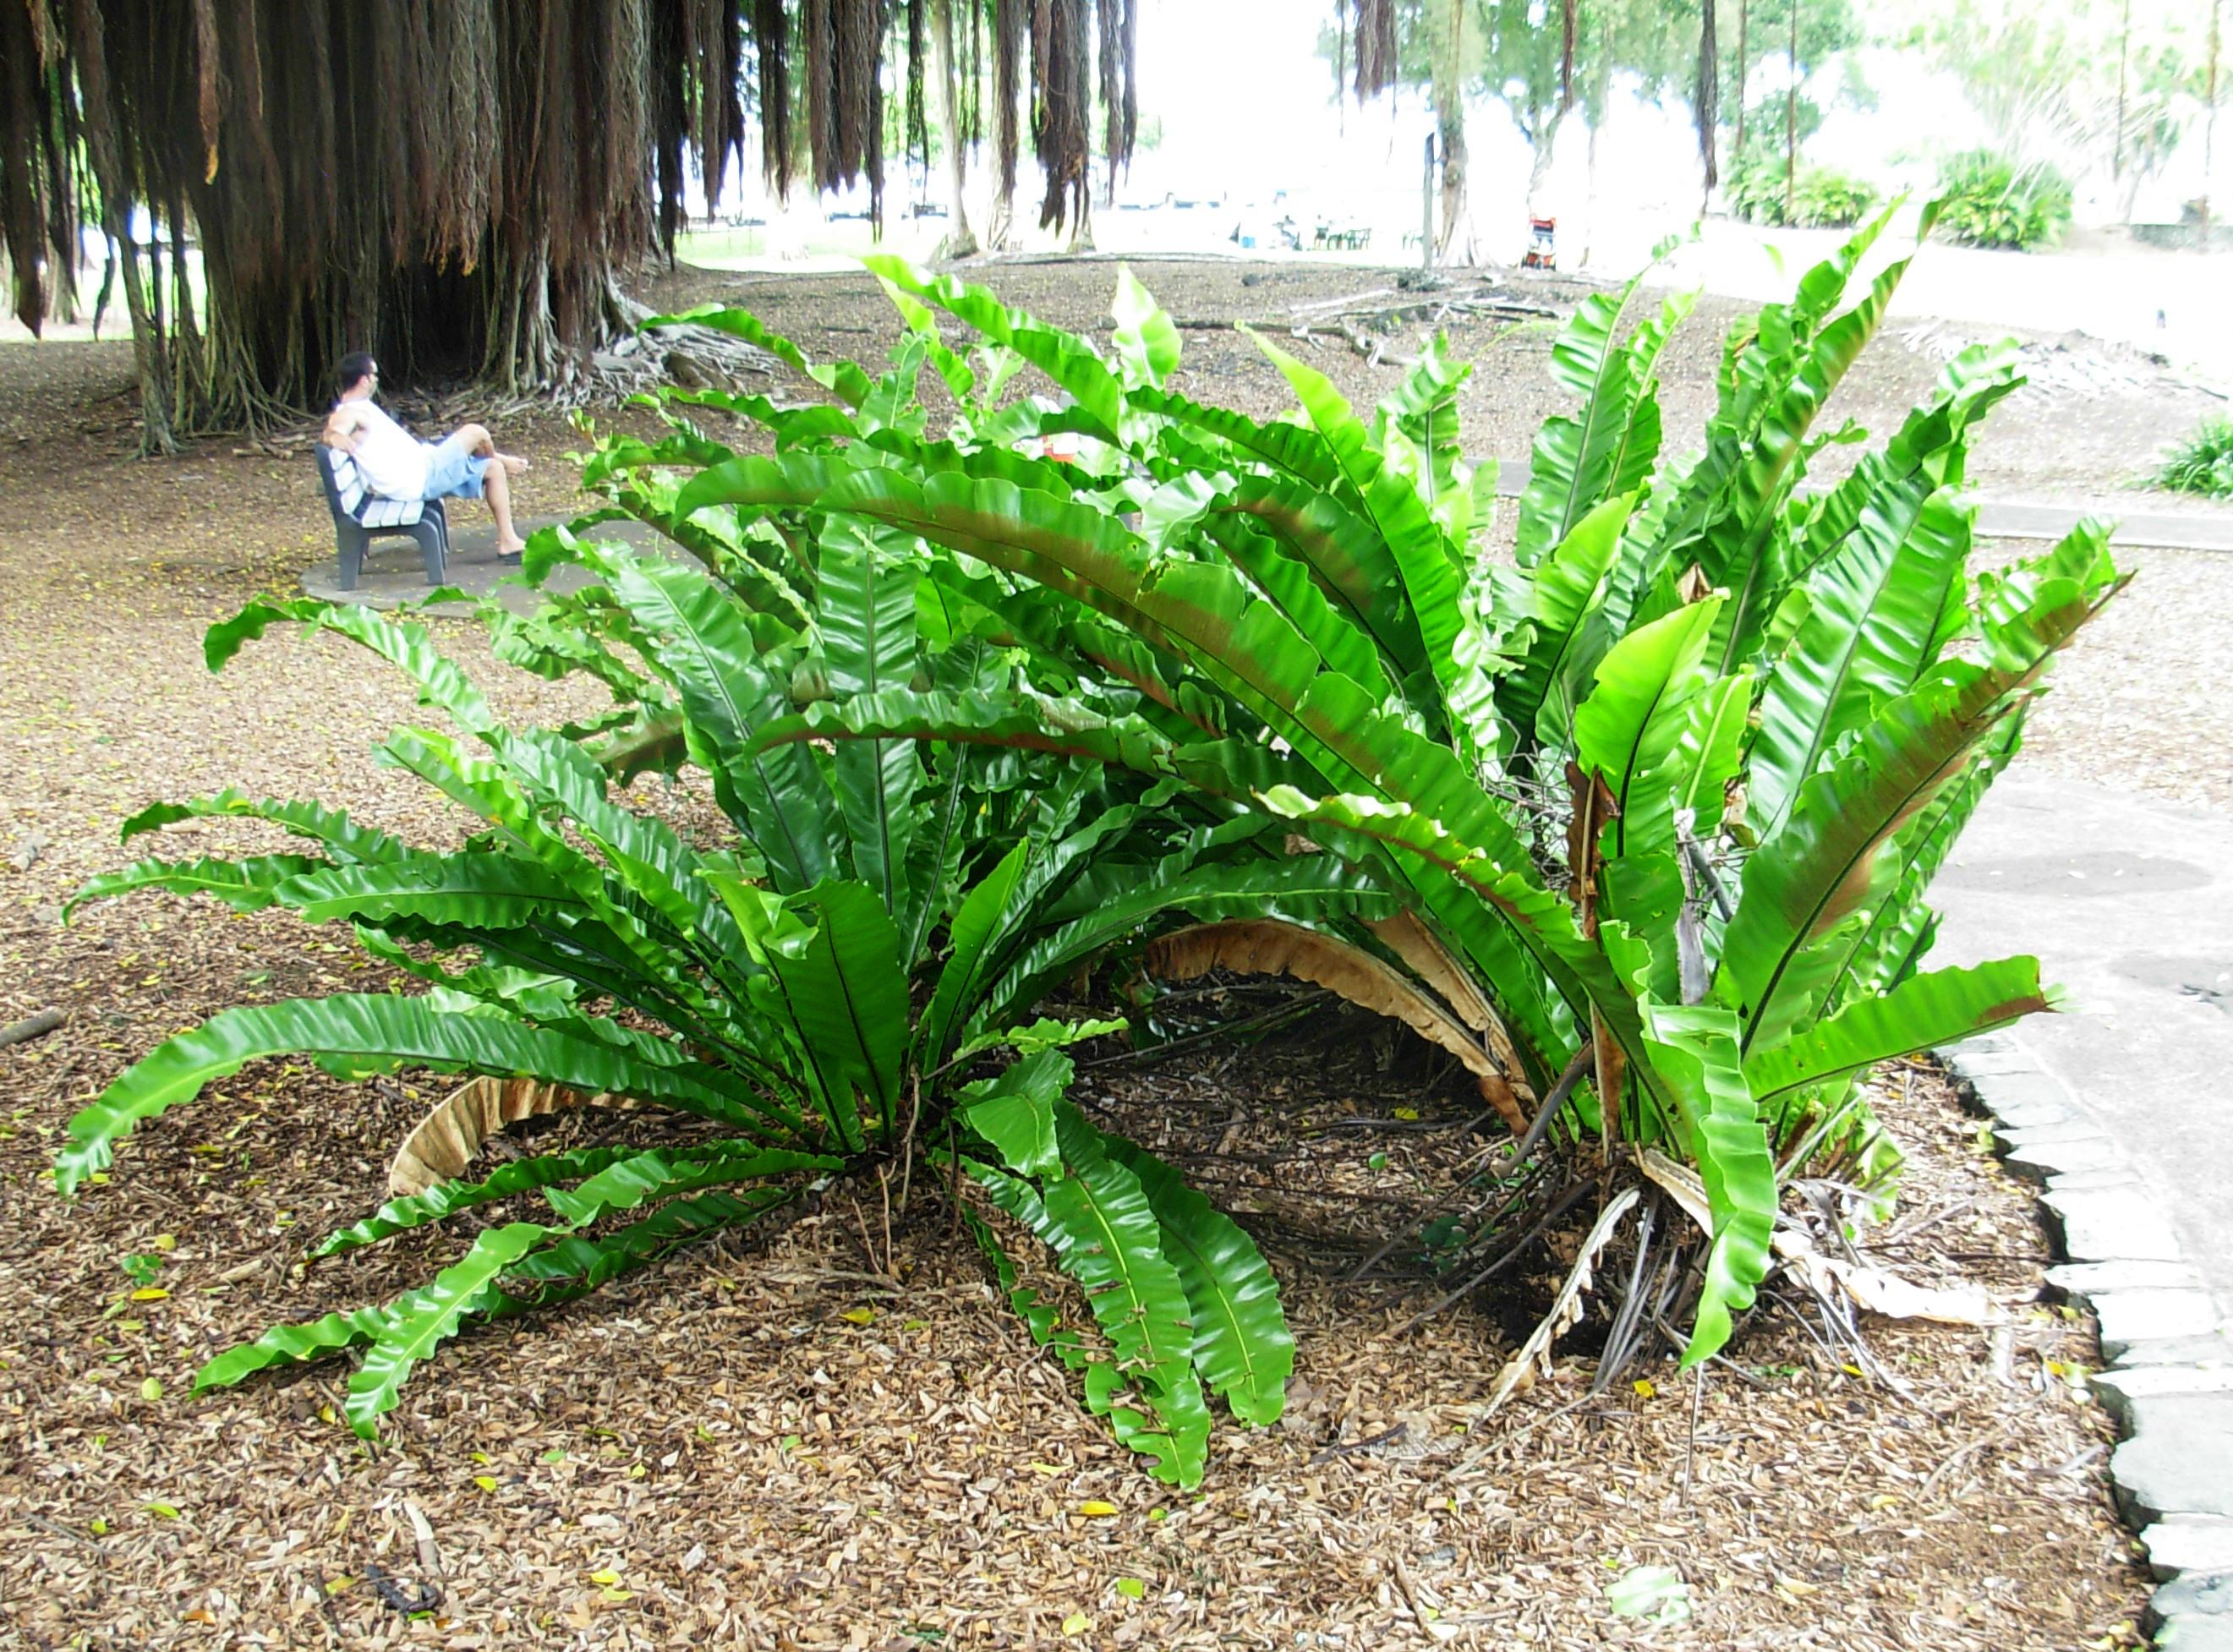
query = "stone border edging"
(1943, 1035, 2233, 1652)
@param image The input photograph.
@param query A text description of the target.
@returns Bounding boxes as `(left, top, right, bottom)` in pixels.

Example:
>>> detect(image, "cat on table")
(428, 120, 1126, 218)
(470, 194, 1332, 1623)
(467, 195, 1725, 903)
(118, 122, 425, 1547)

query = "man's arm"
(321, 403, 364, 451)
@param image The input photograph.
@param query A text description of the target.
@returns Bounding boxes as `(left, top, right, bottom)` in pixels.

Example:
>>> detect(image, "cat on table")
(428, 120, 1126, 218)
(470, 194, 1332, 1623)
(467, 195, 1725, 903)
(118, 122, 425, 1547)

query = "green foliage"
(1932, 150, 2073, 250)
(2145, 414, 2233, 500)
(63, 241, 2115, 1470)
(654, 231, 2113, 1370)
(59, 301, 1331, 1470)
(1726, 149, 1880, 228)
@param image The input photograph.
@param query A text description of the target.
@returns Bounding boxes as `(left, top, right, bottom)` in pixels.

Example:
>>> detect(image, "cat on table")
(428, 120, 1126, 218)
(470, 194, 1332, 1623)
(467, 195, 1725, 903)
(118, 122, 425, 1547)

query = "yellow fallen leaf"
(600, 1588, 634, 1604)
(1393, 1107, 1420, 1121)
(326, 1576, 354, 1595)
(131, 1288, 169, 1302)
(1776, 1575, 1818, 1596)
(473, 1475, 499, 1492)
(588, 1569, 622, 1586)
(145, 1502, 180, 1520)
(1078, 1501, 1119, 1518)
(1062, 1613, 1091, 1636)
(840, 1307, 876, 1326)
(151, 1234, 177, 1251)
(1633, 1378, 1656, 1398)
(1028, 1462, 1064, 1476)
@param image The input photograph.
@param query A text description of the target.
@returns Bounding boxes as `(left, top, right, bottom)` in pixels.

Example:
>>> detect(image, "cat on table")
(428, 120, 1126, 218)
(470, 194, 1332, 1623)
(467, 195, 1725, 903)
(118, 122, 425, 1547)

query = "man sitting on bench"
(320, 352, 530, 558)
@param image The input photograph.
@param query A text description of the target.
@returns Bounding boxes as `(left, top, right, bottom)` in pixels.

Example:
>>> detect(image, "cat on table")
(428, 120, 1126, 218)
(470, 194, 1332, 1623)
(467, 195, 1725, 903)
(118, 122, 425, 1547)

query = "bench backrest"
(315, 443, 426, 529)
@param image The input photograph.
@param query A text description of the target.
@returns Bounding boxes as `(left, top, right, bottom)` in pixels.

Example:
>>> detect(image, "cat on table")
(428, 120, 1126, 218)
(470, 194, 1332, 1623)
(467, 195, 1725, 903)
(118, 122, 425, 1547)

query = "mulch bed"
(0, 287, 2164, 1649)
(0, 938, 2154, 1649)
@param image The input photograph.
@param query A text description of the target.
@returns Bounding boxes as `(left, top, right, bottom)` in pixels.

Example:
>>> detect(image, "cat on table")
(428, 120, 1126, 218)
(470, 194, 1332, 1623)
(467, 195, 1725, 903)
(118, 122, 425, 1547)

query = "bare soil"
(635, 255, 2229, 501)
(0, 258, 2179, 1649)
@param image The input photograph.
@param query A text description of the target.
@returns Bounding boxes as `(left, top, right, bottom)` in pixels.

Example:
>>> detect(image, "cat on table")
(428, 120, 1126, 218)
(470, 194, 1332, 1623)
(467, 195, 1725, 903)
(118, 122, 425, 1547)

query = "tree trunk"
(2205, 0, 2221, 245)
(1783, 0, 1797, 222)
(111, 223, 177, 456)
(1696, 0, 1720, 216)
(1581, 10, 1612, 268)
(1438, 102, 1475, 264)
(1432, 0, 1474, 265)
(2114, 0, 2132, 183)
(932, 0, 979, 259)
(1733, 0, 1749, 161)
(1067, 182, 1095, 252)
(1525, 112, 1564, 217)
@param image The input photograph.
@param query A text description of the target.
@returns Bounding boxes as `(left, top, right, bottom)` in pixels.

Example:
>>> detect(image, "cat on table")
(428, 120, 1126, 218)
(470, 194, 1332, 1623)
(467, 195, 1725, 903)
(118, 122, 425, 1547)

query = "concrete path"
(301, 517, 675, 615)
(1935, 779, 2233, 1319)
(1934, 777, 2233, 1649)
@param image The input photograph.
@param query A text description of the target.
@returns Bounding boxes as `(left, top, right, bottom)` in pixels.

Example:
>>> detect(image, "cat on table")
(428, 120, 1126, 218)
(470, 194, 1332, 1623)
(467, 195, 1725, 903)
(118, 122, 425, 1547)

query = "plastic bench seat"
(315, 444, 448, 589)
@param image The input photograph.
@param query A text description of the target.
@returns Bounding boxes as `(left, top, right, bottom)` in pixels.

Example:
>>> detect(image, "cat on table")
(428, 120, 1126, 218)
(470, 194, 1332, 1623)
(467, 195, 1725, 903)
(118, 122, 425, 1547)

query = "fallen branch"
(0, 1009, 64, 1049)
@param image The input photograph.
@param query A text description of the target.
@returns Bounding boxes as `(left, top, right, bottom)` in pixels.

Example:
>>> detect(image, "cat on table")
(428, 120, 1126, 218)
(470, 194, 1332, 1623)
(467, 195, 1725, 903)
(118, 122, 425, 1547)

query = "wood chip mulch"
(0, 320, 2157, 1652)
(0, 961, 2154, 1649)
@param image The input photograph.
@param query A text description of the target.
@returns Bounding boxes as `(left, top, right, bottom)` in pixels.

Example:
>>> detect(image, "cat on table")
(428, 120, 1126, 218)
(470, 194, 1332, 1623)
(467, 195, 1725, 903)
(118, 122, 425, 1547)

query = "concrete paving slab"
(1998, 1117, 2127, 1149)
(2155, 1572, 2233, 1618)
(2159, 1616, 2233, 1652)
(2043, 1167, 2148, 1193)
(2039, 1185, 2188, 1265)
(1955, 1069, 2082, 1129)
(2092, 1365, 2233, 1432)
(2052, 1260, 2209, 1297)
(2001, 1135, 2122, 1184)
(2115, 1336, 2233, 1372)
(2145, 1519, 2233, 1581)
(2114, 1395, 2233, 1520)
(2093, 1292, 2230, 1359)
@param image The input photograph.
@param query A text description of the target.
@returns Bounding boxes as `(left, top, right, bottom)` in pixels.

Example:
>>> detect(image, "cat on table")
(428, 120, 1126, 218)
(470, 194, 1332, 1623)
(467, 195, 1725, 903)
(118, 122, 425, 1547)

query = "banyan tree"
(0, 0, 1138, 451)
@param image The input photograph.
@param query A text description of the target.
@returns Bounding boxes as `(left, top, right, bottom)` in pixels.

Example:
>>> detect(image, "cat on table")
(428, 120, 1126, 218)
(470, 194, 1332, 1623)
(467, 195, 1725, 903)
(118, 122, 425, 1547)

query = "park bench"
(315, 444, 448, 589)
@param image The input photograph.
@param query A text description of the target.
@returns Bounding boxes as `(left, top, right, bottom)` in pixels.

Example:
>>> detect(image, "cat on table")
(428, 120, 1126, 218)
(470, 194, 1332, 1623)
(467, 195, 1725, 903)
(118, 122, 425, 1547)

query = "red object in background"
(1524, 216, 1557, 271)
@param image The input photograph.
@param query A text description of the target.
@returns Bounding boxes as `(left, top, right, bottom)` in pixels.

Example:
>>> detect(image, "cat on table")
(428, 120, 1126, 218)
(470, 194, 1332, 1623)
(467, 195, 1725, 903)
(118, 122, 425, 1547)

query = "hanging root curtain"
(1, 0, 764, 447)
(0, 0, 1141, 450)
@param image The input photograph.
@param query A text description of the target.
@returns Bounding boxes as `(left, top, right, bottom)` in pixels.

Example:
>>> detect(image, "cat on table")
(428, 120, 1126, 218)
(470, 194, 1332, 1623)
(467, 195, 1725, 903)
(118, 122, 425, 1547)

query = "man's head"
(337, 352, 379, 398)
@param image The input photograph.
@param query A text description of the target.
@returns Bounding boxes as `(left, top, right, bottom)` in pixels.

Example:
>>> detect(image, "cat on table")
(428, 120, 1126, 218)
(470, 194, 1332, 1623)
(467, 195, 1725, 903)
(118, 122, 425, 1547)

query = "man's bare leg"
(483, 460, 527, 555)
(455, 421, 529, 475)
(448, 422, 529, 552)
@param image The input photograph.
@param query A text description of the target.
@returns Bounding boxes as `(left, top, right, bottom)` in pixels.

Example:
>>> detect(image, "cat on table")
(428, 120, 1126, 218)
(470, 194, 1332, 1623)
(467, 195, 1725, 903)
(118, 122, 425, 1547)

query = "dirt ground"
(0, 255, 2192, 1648)
(642, 254, 2230, 506)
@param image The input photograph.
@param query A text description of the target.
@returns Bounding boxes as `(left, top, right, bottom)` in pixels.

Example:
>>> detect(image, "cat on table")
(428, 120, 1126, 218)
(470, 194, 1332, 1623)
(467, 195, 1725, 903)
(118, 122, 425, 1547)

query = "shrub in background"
(1933, 149, 2074, 250)
(1727, 149, 1880, 229)
(2145, 413, 2233, 499)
